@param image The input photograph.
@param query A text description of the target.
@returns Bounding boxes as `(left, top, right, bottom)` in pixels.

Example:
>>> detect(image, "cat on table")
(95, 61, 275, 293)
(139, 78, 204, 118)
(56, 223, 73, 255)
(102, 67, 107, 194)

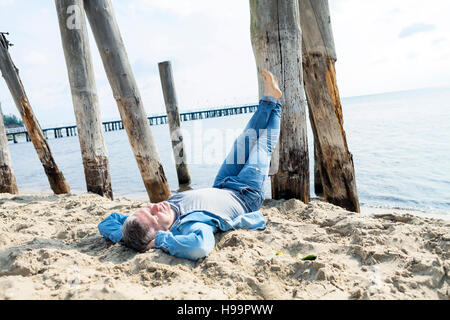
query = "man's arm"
(98, 212, 128, 243)
(153, 222, 216, 261)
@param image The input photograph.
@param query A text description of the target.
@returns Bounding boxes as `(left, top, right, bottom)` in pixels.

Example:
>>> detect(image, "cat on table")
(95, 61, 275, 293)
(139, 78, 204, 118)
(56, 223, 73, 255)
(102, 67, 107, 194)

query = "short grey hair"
(122, 215, 156, 252)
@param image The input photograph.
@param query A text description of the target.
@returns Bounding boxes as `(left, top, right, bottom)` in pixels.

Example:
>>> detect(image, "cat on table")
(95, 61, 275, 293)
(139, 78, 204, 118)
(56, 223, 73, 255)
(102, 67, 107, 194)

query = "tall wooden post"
(83, 0, 171, 203)
(158, 61, 191, 186)
(55, 0, 113, 199)
(0, 102, 18, 194)
(250, 0, 310, 203)
(0, 34, 70, 194)
(299, 0, 360, 212)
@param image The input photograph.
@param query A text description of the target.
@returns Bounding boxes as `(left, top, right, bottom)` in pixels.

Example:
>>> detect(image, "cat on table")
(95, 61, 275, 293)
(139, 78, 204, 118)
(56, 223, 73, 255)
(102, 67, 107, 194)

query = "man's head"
(122, 201, 175, 252)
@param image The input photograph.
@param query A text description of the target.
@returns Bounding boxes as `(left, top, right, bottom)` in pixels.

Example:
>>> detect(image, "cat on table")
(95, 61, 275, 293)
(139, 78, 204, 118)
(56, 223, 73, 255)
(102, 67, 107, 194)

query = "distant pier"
(6, 104, 258, 143)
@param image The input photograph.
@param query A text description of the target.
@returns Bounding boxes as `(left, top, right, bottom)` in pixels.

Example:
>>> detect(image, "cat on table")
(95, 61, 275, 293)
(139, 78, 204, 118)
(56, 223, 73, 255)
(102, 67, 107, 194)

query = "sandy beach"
(0, 192, 448, 300)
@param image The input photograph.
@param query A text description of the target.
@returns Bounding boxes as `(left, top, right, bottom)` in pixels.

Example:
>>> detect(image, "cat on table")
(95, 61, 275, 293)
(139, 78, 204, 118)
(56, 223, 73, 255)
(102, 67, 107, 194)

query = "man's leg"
(212, 97, 280, 187)
(237, 105, 281, 188)
(213, 70, 282, 187)
(234, 104, 281, 211)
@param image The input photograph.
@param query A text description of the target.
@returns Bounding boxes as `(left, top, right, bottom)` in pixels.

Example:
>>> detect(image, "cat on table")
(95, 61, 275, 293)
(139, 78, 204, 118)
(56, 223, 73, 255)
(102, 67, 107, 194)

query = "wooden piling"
(0, 34, 70, 194)
(0, 103, 18, 194)
(314, 141, 323, 196)
(299, 0, 360, 212)
(83, 0, 171, 203)
(250, 0, 310, 203)
(158, 61, 191, 186)
(55, 0, 113, 199)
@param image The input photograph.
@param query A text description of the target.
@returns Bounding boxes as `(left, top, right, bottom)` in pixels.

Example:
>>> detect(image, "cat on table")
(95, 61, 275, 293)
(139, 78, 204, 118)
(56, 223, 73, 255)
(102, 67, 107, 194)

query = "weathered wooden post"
(55, 0, 113, 199)
(158, 61, 191, 186)
(299, 0, 360, 212)
(314, 142, 323, 196)
(250, 0, 310, 203)
(0, 102, 18, 194)
(0, 33, 71, 194)
(83, 0, 171, 203)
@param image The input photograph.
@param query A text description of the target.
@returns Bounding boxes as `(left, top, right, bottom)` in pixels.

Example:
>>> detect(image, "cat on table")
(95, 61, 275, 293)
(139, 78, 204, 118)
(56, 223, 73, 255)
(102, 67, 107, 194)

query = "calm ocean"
(7, 87, 450, 219)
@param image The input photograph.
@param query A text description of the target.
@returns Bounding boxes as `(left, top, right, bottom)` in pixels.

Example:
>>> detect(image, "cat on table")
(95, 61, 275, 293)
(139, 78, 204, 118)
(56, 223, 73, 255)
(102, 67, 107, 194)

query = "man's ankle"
(261, 95, 281, 105)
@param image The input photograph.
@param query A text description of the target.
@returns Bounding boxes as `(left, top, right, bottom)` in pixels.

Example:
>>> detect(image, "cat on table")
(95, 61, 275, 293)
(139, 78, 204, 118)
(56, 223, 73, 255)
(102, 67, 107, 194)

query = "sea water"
(7, 87, 450, 219)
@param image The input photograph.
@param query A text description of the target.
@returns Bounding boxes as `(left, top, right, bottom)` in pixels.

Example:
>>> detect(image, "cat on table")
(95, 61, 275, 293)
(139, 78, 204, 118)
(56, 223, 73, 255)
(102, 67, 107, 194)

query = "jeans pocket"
(241, 187, 262, 212)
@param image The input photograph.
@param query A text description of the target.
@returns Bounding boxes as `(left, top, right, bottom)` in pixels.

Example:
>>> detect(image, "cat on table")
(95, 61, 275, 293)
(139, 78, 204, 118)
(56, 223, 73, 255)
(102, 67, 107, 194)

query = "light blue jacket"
(98, 210, 266, 261)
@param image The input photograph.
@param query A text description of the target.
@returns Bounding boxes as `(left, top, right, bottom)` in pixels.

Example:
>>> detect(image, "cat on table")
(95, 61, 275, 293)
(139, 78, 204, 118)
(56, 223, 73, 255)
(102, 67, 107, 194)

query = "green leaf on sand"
(301, 254, 317, 261)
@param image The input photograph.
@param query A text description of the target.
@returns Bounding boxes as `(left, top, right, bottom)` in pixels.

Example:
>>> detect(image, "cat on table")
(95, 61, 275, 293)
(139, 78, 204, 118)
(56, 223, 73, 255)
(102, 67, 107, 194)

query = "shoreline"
(360, 205, 450, 221)
(0, 192, 448, 300)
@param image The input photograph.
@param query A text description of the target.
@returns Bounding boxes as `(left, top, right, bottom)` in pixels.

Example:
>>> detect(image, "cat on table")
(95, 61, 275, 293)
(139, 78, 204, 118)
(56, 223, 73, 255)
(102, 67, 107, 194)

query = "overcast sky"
(0, 0, 449, 127)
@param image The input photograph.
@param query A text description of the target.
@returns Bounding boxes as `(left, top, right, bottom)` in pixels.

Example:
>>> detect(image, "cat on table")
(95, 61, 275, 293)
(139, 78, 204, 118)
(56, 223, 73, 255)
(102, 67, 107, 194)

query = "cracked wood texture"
(299, 0, 360, 212)
(0, 104, 18, 194)
(250, 0, 310, 203)
(55, 0, 113, 200)
(0, 35, 70, 194)
(83, 0, 171, 203)
(158, 61, 191, 186)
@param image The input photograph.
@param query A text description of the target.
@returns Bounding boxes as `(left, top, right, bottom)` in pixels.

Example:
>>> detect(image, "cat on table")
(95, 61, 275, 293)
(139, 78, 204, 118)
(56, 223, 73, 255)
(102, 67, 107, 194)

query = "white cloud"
(398, 23, 436, 38)
(330, 0, 450, 96)
(0, 0, 16, 7)
(23, 50, 49, 65)
(133, 0, 248, 19)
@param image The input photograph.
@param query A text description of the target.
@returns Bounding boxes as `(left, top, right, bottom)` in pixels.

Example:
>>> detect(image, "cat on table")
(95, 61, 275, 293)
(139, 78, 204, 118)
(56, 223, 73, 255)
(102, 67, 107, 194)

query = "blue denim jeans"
(213, 96, 282, 212)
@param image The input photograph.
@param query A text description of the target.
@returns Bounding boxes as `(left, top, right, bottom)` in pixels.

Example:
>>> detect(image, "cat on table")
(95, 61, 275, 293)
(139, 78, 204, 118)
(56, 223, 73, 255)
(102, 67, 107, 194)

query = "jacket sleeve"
(98, 213, 129, 244)
(230, 210, 266, 230)
(154, 222, 216, 261)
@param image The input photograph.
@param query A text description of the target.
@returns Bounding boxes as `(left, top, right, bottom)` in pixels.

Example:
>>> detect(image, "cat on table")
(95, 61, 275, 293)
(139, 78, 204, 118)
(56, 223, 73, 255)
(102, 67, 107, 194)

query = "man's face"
(132, 201, 175, 233)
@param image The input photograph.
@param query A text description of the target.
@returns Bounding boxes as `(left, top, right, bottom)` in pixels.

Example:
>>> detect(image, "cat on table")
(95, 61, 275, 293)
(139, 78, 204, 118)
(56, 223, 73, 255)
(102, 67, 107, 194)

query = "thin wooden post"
(158, 61, 191, 186)
(55, 0, 113, 199)
(0, 34, 70, 194)
(83, 0, 171, 203)
(0, 102, 18, 194)
(250, 0, 310, 203)
(299, 0, 360, 212)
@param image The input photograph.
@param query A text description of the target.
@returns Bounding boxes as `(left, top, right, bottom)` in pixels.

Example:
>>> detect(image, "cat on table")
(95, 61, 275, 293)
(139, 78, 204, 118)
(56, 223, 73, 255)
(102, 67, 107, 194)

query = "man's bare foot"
(262, 69, 282, 99)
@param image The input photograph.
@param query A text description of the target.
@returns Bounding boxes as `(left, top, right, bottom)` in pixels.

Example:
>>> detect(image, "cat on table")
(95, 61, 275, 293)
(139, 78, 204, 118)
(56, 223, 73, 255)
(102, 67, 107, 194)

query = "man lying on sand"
(98, 70, 282, 261)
